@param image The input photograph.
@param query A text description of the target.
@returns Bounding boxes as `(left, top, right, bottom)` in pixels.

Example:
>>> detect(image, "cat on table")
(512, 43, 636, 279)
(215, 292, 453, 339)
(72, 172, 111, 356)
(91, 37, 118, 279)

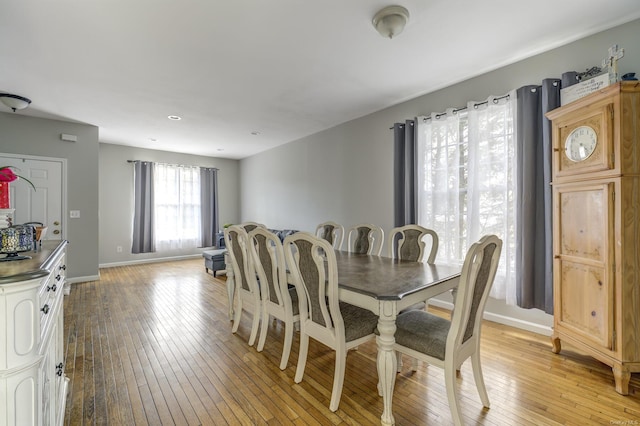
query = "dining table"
(332, 250, 461, 426)
(224, 249, 461, 426)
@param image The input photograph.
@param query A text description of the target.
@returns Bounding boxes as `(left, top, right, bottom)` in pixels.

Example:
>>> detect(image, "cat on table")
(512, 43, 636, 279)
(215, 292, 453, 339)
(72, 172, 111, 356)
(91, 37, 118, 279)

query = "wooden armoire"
(547, 81, 640, 394)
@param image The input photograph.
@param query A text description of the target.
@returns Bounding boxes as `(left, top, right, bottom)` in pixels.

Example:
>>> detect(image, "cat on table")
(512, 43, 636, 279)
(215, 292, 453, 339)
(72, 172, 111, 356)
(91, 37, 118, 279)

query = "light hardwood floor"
(63, 259, 640, 425)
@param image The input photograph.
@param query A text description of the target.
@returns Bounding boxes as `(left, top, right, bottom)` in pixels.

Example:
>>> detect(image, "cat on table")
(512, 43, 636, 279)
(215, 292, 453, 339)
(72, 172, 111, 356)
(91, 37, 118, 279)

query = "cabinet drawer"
(38, 255, 65, 334)
(38, 273, 62, 308)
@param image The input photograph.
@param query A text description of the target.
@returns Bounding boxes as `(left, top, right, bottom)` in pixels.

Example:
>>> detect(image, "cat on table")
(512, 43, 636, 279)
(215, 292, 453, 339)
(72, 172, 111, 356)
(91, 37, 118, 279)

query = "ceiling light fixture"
(372, 5, 410, 39)
(0, 93, 32, 112)
(167, 115, 182, 120)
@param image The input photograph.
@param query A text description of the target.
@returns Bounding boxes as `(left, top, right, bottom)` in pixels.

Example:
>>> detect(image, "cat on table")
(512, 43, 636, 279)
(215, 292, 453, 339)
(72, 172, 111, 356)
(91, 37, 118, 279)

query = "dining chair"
(247, 227, 300, 370)
(387, 224, 438, 263)
(346, 223, 384, 255)
(388, 224, 439, 311)
(392, 234, 503, 426)
(315, 221, 345, 250)
(387, 224, 439, 371)
(283, 232, 378, 412)
(241, 221, 266, 233)
(224, 225, 262, 346)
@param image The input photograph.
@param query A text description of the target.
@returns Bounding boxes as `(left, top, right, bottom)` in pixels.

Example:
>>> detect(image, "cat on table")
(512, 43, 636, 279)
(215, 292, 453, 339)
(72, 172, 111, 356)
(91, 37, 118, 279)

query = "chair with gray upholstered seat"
(387, 224, 439, 370)
(224, 225, 262, 346)
(392, 234, 502, 425)
(283, 232, 378, 412)
(247, 227, 300, 370)
(387, 224, 438, 263)
(315, 221, 345, 250)
(346, 223, 384, 255)
(388, 224, 439, 310)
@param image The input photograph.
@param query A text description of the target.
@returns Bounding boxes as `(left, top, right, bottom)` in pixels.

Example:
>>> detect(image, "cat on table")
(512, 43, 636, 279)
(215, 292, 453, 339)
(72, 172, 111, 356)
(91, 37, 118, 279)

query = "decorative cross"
(602, 44, 624, 84)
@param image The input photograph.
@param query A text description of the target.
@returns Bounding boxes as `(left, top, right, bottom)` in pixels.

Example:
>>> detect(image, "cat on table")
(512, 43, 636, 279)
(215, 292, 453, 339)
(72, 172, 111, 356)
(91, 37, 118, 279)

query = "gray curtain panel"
(515, 72, 578, 314)
(131, 161, 155, 254)
(393, 119, 417, 228)
(200, 167, 219, 248)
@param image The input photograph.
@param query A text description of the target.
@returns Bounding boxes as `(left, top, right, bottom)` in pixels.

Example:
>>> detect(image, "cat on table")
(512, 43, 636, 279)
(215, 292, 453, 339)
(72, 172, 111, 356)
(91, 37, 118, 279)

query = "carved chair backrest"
(387, 224, 438, 263)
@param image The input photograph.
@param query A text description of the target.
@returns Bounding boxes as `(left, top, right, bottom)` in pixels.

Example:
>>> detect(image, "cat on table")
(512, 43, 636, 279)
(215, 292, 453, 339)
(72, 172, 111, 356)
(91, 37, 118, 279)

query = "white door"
(0, 155, 63, 240)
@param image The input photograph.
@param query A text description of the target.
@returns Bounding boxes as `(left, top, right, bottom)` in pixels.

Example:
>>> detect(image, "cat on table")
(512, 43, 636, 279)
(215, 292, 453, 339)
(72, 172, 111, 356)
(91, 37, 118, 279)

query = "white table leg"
(377, 300, 397, 426)
(225, 252, 235, 320)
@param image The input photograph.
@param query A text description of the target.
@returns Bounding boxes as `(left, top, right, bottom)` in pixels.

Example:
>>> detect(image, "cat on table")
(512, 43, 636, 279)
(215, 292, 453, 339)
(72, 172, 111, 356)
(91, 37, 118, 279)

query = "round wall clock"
(565, 125, 598, 162)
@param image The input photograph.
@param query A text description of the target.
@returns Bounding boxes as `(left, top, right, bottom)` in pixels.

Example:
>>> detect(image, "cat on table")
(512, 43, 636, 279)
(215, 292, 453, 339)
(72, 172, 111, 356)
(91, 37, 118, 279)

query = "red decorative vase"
(0, 182, 9, 209)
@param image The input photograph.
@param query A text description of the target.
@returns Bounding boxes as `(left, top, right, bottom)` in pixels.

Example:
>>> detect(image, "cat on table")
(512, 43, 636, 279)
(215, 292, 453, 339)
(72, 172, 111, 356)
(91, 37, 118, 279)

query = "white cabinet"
(0, 241, 68, 426)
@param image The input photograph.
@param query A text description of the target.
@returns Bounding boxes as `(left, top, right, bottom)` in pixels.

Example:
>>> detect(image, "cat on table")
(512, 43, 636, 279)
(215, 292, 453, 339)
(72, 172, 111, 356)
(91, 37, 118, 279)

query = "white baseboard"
(64, 254, 203, 285)
(66, 275, 100, 284)
(99, 253, 202, 269)
(427, 299, 553, 337)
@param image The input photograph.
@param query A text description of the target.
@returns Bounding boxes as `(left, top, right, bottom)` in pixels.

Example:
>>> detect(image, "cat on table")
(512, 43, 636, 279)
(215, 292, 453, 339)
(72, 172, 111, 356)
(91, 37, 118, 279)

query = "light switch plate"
(70, 210, 80, 218)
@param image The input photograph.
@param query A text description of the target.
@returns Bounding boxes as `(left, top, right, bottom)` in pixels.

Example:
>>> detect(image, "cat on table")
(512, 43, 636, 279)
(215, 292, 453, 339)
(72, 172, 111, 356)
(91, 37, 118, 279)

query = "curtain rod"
(390, 93, 511, 129)
(127, 160, 219, 170)
(426, 93, 511, 121)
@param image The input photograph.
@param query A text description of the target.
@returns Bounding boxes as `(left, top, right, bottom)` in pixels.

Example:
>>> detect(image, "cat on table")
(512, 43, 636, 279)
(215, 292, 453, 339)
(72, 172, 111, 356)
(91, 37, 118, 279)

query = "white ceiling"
(1, 1, 639, 160)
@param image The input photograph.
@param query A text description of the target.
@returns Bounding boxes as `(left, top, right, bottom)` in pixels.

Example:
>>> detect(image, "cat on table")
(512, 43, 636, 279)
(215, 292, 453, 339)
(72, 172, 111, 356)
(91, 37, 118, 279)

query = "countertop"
(0, 240, 68, 285)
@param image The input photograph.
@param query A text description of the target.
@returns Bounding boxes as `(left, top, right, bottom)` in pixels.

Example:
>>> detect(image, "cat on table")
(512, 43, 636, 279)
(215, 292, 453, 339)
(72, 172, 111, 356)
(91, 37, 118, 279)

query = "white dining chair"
(241, 221, 266, 232)
(346, 223, 384, 255)
(387, 224, 438, 263)
(247, 227, 299, 370)
(387, 224, 439, 370)
(392, 235, 503, 425)
(225, 225, 262, 346)
(315, 221, 345, 250)
(284, 232, 378, 412)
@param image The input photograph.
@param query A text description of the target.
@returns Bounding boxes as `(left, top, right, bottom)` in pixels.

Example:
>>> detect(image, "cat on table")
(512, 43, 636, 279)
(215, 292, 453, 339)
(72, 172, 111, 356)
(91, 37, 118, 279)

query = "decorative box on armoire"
(546, 81, 640, 395)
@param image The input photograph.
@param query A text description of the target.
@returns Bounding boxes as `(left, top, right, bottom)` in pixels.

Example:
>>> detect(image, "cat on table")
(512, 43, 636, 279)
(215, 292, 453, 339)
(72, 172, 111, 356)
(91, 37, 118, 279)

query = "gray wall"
(98, 143, 240, 265)
(0, 115, 240, 278)
(0, 113, 99, 280)
(239, 19, 640, 331)
(241, 19, 640, 232)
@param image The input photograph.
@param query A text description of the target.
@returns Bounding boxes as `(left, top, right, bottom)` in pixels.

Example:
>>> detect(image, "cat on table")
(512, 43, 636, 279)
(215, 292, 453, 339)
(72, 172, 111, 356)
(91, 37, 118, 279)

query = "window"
(417, 92, 516, 302)
(153, 163, 202, 250)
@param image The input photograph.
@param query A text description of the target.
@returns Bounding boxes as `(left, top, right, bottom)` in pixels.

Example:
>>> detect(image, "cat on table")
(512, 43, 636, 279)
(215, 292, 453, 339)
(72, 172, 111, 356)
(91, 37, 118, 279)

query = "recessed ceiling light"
(168, 115, 182, 120)
(149, 138, 157, 142)
(251, 131, 260, 136)
(217, 148, 224, 152)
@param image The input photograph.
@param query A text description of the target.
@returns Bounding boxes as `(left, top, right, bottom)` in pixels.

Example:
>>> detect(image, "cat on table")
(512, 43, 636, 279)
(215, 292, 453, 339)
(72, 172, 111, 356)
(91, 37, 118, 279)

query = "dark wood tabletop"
(334, 250, 461, 300)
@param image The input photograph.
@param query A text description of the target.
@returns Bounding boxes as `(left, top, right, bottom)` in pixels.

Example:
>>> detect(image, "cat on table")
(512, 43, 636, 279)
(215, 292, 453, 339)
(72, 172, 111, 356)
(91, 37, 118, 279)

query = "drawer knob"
(56, 274, 61, 281)
(41, 304, 50, 314)
(60, 265, 66, 270)
(56, 363, 64, 376)
(591, 310, 596, 317)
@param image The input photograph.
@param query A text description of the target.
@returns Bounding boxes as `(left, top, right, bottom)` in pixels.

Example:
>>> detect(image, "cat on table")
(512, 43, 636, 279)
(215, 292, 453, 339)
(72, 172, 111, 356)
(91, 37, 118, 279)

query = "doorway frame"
(0, 152, 68, 241)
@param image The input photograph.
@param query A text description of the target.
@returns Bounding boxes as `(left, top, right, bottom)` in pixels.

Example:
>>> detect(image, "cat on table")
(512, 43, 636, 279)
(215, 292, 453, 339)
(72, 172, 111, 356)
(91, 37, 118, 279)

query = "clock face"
(565, 125, 598, 162)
